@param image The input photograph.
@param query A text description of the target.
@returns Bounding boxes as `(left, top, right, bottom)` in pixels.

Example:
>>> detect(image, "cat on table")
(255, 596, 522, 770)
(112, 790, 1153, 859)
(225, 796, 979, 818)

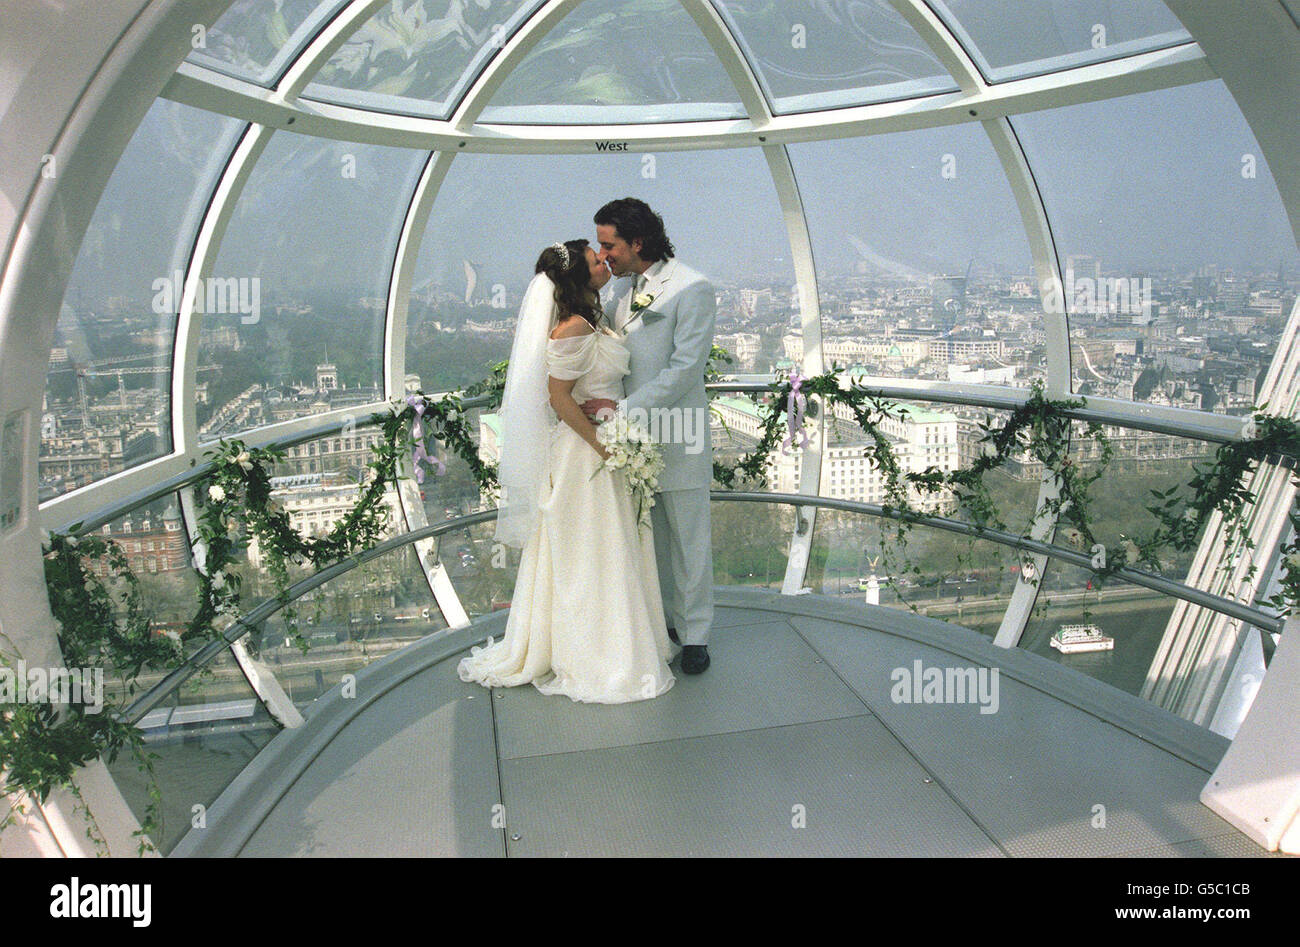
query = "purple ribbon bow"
(781, 370, 811, 455)
(406, 395, 445, 483)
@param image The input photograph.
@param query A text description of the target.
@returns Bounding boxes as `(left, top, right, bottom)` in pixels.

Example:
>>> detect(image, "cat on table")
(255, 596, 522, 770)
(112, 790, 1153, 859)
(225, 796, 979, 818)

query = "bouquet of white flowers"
(591, 410, 664, 531)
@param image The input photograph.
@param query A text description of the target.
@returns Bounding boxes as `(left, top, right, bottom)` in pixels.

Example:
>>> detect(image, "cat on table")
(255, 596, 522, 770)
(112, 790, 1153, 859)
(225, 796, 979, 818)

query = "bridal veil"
(494, 272, 559, 549)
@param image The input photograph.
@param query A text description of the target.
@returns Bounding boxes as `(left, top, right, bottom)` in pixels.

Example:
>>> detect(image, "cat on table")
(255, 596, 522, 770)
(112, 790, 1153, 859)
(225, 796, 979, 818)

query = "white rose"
(1286, 551, 1300, 570)
(235, 451, 253, 472)
(209, 484, 226, 502)
(634, 292, 654, 309)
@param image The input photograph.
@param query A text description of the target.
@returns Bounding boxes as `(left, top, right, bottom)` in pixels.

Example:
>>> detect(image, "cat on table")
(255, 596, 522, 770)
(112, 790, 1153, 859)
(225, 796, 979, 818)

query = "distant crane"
(71, 364, 219, 427)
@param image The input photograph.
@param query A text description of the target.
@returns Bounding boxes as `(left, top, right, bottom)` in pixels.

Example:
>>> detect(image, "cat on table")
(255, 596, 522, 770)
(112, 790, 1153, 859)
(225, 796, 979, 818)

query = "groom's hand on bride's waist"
(580, 398, 618, 423)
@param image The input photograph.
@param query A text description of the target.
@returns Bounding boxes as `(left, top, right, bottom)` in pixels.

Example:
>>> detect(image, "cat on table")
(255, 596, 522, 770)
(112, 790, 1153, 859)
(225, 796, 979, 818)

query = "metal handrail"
(54, 392, 491, 536)
(714, 492, 1284, 634)
(119, 493, 1283, 727)
(56, 377, 1253, 536)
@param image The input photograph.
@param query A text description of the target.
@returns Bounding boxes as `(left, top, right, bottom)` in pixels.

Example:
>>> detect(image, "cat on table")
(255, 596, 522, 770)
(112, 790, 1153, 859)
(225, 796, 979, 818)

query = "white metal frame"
(160, 40, 1212, 153)
(982, 115, 1073, 649)
(382, 149, 472, 628)
(763, 144, 825, 594)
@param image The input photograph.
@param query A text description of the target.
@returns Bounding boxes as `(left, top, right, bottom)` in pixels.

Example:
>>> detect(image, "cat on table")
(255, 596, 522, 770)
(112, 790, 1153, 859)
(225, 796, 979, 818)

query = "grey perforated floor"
(183, 594, 1265, 858)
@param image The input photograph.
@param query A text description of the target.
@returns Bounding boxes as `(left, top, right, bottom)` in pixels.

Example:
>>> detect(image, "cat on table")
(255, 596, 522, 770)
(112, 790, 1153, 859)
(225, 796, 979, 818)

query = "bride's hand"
(595, 443, 611, 461)
(581, 398, 618, 424)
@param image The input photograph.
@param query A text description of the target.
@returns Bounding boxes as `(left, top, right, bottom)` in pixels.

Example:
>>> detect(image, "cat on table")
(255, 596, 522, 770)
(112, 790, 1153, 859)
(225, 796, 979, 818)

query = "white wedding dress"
(457, 324, 679, 703)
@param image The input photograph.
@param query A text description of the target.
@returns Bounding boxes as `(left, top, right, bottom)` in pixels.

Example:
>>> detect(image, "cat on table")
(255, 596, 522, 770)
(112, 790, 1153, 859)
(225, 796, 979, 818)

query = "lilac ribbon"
(411, 441, 446, 484)
(405, 395, 445, 482)
(781, 370, 810, 455)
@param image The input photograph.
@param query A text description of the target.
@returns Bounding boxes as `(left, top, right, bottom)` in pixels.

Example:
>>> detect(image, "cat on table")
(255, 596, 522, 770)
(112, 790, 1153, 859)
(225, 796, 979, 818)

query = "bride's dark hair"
(536, 239, 602, 329)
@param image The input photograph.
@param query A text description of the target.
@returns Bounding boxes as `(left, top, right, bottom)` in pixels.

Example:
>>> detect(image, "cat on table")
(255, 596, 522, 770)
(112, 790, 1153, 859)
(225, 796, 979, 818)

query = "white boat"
(1050, 623, 1114, 654)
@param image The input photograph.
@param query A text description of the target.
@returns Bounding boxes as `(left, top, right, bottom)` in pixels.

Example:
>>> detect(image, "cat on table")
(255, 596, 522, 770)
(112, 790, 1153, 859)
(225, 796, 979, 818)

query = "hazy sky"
(62, 77, 1299, 315)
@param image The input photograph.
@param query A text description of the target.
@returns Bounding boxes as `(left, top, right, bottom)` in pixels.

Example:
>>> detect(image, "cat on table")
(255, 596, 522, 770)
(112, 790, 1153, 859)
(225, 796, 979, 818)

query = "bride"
(456, 239, 679, 703)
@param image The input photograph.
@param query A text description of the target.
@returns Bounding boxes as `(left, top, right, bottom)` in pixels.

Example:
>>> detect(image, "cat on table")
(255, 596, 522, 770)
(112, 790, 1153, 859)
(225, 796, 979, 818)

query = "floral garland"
(11, 369, 505, 852)
(708, 370, 1300, 612)
(2, 532, 168, 853)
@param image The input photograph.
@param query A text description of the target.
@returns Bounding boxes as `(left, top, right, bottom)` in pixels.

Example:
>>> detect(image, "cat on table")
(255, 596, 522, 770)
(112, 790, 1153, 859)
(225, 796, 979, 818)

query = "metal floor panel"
(182, 599, 1269, 857)
(709, 606, 779, 630)
(493, 619, 871, 760)
(498, 716, 1005, 857)
(239, 667, 503, 858)
(1107, 834, 1284, 857)
(788, 614, 1242, 858)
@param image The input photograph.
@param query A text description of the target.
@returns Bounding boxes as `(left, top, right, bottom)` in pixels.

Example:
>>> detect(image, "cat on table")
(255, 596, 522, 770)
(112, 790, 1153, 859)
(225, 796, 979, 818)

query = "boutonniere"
(630, 291, 656, 313)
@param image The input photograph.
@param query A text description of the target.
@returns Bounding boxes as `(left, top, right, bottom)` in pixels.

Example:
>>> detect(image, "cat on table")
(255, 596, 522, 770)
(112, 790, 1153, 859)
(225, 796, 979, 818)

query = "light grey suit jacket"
(606, 258, 716, 493)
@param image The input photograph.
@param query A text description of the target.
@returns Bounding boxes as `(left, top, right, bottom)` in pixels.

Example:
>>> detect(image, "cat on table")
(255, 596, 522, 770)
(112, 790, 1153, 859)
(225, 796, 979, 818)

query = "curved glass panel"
(1022, 422, 1239, 708)
(1011, 80, 1300, 408)
(88, 491, 277, 854)
(212, 431, 405, 616)
(198, 132, 425, 441)
(808, 512, 1022, 637)
(480, 0, 744, 124)
(789, 125, 1042, 389)
(186, 0, 349, 87)
(405, 147, 793, 395)
(806, 403, 1039, 637)
(713, 499, 797, 590)
(301, 0, 547, 119)
(1022, 562, 1179, 701)
(926, 0, 1191, 83)
(713, 0, 958, 114)
(39, 101, 243, 501)
(394, 402, 511, 621)
(107, 646, 279, 854)
(248, 543, 447, 704)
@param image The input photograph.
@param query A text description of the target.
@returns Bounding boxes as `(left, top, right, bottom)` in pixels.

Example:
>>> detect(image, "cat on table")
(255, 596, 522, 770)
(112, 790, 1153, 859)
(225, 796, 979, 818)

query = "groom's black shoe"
(681, 645, 710, 674)
(667, 627, 680, 644)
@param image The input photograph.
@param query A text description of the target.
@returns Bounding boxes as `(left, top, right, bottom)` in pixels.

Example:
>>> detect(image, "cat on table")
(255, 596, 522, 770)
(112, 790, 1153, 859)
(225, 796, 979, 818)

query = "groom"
(581, 198, 716, 675)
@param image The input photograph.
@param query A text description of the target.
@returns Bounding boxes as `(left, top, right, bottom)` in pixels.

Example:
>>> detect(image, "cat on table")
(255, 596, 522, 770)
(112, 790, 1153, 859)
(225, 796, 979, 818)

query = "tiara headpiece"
(550, 242, 571, 268)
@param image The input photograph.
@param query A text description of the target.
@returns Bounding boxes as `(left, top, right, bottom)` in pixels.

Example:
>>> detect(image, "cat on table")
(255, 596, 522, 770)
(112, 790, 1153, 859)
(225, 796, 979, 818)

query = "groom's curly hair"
(536, 239, 603, 329)
(594, 197, 675, 263)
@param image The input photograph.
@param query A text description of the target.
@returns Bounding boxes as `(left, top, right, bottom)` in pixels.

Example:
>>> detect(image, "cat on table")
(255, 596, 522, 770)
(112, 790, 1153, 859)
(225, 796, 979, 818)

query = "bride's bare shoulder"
(549, 316, 595, 341)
